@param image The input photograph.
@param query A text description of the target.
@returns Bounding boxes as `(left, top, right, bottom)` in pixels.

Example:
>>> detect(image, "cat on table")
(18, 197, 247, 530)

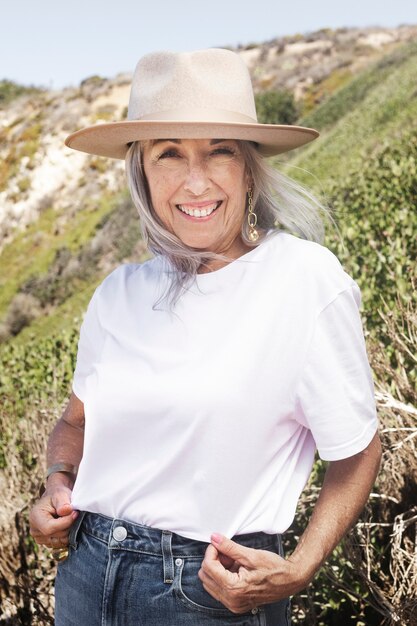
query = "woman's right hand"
(29, 478, 78, 548)
(30, 392, 84, 548)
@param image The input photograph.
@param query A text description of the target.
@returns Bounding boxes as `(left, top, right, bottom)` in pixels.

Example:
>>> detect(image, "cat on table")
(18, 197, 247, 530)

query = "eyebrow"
(152, 138, 229, 145)
(152, 139, 181, 145)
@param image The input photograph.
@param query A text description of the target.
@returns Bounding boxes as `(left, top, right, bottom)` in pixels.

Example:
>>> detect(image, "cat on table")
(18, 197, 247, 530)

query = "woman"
(29, 49, 381, 625)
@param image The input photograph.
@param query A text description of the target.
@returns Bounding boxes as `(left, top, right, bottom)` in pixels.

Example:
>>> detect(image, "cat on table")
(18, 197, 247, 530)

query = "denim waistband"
(71, 511, 282, 558)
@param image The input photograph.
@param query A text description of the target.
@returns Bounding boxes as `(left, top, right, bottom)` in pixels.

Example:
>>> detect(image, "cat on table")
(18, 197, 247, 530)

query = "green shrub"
(5, 293, 41, 336)
(17, 177, 31, 193)
(0, 120, 43, 191)
(0, 80, 42, 107)
(327, 127, 417, 317)
(0, 328, 79, 428)
(255, 89, 298, 125)
(80, 75, 106, 88)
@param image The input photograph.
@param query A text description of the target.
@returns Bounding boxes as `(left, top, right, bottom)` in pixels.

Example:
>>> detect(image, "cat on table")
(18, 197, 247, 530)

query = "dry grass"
(0, 407, 59, 624)
(325, 385, 417, 624)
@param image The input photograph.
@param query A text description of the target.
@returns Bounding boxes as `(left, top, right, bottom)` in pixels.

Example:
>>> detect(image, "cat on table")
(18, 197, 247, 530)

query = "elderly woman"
(29, 49, 381, 625)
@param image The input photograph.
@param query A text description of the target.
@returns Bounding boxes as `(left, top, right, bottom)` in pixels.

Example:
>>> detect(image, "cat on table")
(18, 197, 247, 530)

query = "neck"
(197, 239, 255, 274)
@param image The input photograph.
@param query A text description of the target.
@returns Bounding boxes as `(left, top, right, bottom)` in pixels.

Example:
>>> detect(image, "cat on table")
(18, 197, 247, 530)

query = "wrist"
(287, 544, 324, 588)
(266, 553, 313, 600)
(40, 463, 77, 496)
(46, 462, 77, 479)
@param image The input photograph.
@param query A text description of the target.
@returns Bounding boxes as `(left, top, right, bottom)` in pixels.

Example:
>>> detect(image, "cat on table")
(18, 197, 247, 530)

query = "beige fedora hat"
(65, 48, 319, 159)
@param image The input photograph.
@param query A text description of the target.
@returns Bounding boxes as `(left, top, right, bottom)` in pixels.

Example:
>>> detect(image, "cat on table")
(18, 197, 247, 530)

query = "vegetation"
(255, 89, 298, 124)
(0, 117, 43, 192)
(328, 128, 417, 336)
(0, 80, 42, 107)
(0, 34, 416, 625)
(299, 39, 417, 131)
(301, 67, 353, 116)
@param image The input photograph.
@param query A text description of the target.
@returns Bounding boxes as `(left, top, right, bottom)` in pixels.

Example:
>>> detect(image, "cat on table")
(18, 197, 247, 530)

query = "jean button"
(175, 558, 183, 566)
(113, 526, 127, 541)
(251, 607, 259, 615)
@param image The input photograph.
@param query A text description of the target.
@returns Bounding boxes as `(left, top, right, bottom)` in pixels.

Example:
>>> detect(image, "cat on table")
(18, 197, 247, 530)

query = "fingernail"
(211, 533, 223, 544)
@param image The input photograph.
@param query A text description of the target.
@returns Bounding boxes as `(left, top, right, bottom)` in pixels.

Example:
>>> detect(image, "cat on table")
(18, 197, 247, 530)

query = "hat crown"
(128, 49, 258, 123)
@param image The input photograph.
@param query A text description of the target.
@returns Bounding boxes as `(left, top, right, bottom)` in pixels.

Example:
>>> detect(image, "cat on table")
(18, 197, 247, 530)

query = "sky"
(2, 0, 417, 89)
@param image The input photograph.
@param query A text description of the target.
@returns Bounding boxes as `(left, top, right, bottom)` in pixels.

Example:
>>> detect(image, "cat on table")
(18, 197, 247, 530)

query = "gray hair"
(125, 140, 328, 305)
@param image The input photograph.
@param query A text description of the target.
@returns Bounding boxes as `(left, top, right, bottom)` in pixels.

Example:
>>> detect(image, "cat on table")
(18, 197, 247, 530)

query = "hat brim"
(65, 120, 319, 159)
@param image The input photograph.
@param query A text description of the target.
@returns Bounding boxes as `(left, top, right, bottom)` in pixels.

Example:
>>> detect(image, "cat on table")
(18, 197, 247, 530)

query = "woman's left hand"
(198, 534, 304, 614)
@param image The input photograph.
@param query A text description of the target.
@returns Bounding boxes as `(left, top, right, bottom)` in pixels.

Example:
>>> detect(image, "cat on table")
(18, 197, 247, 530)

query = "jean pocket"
(174, 556, 255, 620)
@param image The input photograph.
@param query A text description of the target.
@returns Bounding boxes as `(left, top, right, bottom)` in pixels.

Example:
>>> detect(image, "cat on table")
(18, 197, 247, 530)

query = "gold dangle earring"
(247, 187, 259, 242)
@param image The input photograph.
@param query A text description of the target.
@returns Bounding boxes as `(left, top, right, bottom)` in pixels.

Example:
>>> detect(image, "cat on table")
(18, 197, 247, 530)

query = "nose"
(183, 161, 211, 196)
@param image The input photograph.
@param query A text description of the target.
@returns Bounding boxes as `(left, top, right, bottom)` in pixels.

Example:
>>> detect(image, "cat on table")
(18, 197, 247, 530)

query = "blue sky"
(2, 0, 417, 89)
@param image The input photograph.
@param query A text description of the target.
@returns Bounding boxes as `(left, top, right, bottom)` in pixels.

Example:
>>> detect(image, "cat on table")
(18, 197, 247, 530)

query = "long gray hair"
(125, 140, 328, 304)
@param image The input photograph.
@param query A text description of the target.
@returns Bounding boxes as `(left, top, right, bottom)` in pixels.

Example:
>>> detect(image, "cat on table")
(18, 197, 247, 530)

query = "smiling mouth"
(176, 201, 222, 218)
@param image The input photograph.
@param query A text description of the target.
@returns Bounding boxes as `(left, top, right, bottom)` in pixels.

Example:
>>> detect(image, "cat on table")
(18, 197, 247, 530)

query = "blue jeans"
(55, 512, 291, 625)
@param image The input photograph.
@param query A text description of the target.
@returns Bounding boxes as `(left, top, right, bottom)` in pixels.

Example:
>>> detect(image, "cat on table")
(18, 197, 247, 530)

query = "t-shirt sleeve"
(295, 284, 378, 461)
(72, 284, 106, 402)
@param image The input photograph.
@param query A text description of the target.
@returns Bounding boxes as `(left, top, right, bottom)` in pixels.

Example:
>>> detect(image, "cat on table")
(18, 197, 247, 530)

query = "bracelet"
(39, 463, 77, 497)
(46, 463, 77, 479)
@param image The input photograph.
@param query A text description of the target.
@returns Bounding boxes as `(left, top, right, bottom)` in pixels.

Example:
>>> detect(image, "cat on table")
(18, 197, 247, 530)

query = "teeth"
(178, 202, 219, 218)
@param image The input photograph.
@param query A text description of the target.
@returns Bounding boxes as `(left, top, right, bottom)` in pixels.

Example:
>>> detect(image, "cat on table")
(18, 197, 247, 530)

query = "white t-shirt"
(71, 232, 378, 541)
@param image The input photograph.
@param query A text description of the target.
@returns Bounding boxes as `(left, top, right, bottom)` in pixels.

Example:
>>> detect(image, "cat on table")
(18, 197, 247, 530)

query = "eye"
(158, 148, 181, 159)
(210, 147, 235, 157)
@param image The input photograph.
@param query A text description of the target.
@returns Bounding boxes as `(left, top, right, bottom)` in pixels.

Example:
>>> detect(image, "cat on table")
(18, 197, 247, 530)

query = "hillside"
(1, 25, 416, 341)
(0, 25, 416, 626)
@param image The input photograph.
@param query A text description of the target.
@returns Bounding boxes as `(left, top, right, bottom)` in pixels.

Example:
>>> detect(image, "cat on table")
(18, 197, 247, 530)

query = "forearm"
(30, 393, 85, 544)
(289, 432, 382, 587)
(46, 421, 83, 490)
(45, 393, 85, 492)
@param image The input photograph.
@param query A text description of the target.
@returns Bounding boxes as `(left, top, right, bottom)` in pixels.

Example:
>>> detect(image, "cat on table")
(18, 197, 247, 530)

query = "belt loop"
(276, 533, 284, 557)
(161, 530, 174, 584)
(69, 510, 86, 550)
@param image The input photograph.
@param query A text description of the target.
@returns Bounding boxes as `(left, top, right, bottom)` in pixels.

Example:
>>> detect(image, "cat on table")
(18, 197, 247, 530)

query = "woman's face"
(142, 138, 251, 262)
